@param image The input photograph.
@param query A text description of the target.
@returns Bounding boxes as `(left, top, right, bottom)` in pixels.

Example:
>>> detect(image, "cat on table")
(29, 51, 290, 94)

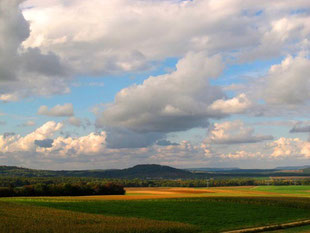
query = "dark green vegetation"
(1, 176, 310, 191)
(0, 182, 125, 197)
(10, 196, 310, 232)
(2, 164, 310, 179)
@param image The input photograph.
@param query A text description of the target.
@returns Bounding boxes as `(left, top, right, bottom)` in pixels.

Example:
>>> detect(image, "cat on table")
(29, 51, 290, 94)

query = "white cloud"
(219, 151, 265, 160)
(1, 0, 310, 169)
(97, 52, 229, 133)
(270, 138, 301, 157)
(263, 54, 310, 105)
(240, 14, 310, 61)
(269, 137, 310, 158)
(95, 53, 257, 148)
(205, 120, 273, 144)
(21, 0, 310, 75)
(1, 121, 310, 169)
(208, 93, 252, 115)
(0, 94, 19, 102)
(149, 140, 207, 167)
(1, 0, 310, 109)
(0, 121, 105, 156)
(38, 103, 74, 117)
(49, 132, 106, 156)
(20, 0, 255, 74)
(0, 0, 70, 101)
(0, 121, 63, 152)
(1, 0, 309, 103)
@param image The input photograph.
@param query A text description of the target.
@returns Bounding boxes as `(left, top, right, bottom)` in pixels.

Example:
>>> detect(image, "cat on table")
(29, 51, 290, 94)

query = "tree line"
(118, 178, 310, 187)
(1, 176, 310, 190)
(0, 181, 125, 197)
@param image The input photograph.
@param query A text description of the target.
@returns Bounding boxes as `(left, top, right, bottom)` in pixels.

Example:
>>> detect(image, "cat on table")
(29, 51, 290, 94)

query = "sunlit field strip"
(87, 186, 310, 200)
(3, 186, 309, 201)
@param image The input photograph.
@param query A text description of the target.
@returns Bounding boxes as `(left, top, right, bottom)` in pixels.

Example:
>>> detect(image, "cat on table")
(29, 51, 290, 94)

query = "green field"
(8, 197, 310, 232)
(1, 186, 310, 233)
(253, 185, 310, 195)
(0, 201, 197, 233)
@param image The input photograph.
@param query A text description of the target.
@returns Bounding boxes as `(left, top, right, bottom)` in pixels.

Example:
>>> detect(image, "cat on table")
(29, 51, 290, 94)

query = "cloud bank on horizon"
(0, 0, 310, 169)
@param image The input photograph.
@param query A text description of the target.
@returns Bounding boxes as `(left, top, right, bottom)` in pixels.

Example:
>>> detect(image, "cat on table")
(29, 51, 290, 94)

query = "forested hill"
(2, 164, 310, 179)
(0, 164, 193, 179)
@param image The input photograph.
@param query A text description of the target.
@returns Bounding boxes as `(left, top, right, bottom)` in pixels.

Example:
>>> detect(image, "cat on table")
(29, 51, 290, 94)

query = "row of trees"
(118, 178, 310, 187)
(1, 176, 310, 190)
(0, 182, 125, 197)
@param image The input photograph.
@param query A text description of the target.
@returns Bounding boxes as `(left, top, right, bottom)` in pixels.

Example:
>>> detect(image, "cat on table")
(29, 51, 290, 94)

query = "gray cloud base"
(0, 0, 71, 101)
(34, 139, 54, 148)
(97, 53, 225, 133)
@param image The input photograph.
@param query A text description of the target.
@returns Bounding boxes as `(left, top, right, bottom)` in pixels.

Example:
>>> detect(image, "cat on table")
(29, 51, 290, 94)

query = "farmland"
(1, 186, 310, 232)
(0, 201, 197, 233)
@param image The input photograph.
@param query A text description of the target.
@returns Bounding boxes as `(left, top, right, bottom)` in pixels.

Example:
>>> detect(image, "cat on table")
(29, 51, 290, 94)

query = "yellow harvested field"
(124, 186, 310, 199)
(127, 187, 215, 195)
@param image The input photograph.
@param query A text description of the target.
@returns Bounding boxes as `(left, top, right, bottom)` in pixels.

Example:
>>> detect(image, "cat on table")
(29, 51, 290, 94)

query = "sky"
(1, 0, 310, 170)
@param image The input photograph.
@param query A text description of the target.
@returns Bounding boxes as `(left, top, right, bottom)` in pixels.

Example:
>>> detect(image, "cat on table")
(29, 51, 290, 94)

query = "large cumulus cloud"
(96, 53, 223, 131)
(264, 54, 310, 105)
(95, 52, 252, 148)
(21, 0, 310, 75)
(2, 0, 310, 103)
(2, 0, 310, 105)
(97, 53, 250, 132)
(0, 0, 70, 101)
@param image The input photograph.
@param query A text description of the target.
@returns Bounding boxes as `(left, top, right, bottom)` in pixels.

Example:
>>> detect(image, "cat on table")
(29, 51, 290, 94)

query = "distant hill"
(0, 164, 193, 179)
(0, 166, 49, 177)
(186, 167, 240, 172)
(2, 164, 310, 179)
(275, 165, 310, 170)
(118, 164, 193, 178)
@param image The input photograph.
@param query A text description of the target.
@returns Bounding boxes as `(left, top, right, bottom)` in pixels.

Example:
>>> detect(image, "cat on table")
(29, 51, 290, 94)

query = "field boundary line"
(222, 219, 310, 233)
